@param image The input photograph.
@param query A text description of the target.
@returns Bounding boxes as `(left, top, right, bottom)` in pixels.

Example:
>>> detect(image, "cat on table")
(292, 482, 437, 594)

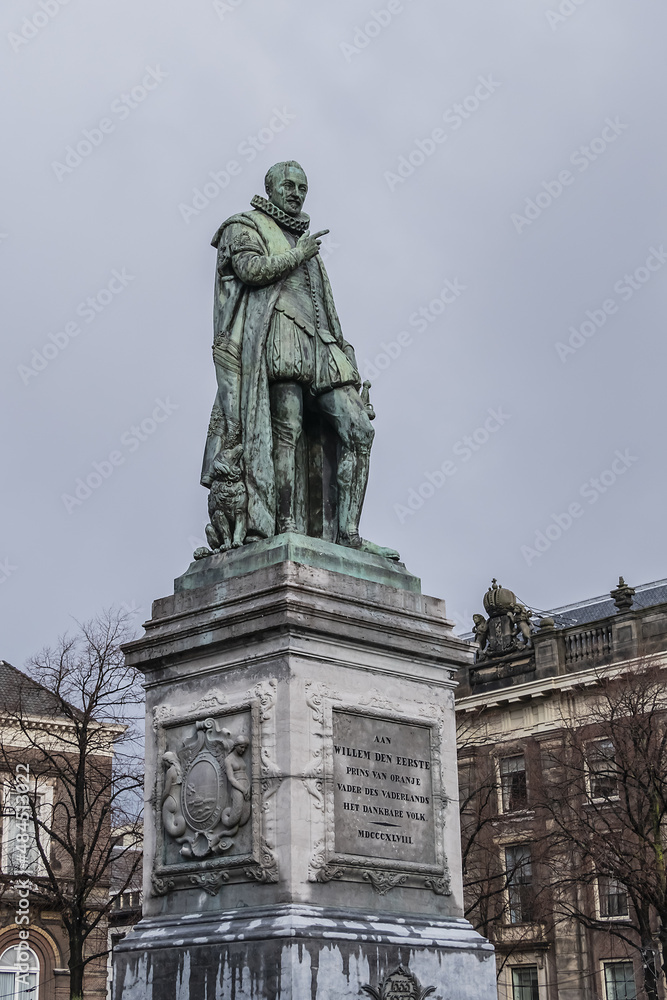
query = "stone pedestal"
(113, 534, 495, 999)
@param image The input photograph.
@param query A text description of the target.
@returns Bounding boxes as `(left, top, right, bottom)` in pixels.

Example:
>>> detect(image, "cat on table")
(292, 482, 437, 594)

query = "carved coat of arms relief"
(160, 715, 252, 861)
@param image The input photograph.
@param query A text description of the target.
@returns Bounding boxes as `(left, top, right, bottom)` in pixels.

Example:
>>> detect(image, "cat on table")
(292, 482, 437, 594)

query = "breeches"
(266, 313, 359, 393)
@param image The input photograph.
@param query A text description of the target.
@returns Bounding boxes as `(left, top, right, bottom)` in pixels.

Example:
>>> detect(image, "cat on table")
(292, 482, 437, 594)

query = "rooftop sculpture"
(473, 580, 535, 662)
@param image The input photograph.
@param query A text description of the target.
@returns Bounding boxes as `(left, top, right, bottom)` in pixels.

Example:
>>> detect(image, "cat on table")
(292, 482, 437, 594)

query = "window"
(512, 965, 539, 1000)
(588, 740, 618, 800)
(0, 945, 39, 1000)
(500, 755, 527, 812)
(505, 844, 534, 923)
(457, 761, 473, 812)
(604, 961, 636, 1000)
(2, 790, 43, 877)
(598, 876, 629, 918)
(1, 780, 50, 877)
(112, 890, 142, 911)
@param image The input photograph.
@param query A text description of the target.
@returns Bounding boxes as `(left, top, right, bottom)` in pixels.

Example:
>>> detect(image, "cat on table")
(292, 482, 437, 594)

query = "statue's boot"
(338, 447, 400, 561)
(273, 438, 298, 534)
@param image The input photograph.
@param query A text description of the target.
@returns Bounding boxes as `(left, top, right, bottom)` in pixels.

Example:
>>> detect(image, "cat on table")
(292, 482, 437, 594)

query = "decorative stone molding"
(424, 873, 452, 896)
(244, 840, 279, 883)
(260, 747, 282, 809)
(362, 871, 408, 895)
(254, 680, 276, 722)
(189, 870, 230, 895)
(189, 692, 229, 715)
(305, 680, 330, 729)
(358, 692, 398, 713)
(301, 746, 324, 810)
(151, 874, 175, 896)
(307, 840, 344, 883)
(152, 704, 175, 733)
(362, 965, 436, 1000)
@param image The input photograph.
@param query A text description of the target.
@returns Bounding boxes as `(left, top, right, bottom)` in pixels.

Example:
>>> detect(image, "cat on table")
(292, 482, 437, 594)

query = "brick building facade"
(0, 660, 111, 1000)
(457, 578, 667, 1000)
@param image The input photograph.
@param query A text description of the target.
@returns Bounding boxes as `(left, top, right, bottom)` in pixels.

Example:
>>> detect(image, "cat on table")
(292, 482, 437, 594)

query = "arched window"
(0, 946, 39, 1000)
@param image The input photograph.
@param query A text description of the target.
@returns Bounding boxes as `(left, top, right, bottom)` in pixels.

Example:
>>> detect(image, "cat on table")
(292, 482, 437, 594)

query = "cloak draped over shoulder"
(201, 207, 358, 541)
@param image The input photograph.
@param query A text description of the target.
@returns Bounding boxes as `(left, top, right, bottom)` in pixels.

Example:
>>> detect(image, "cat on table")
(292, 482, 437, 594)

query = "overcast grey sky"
(2, 0, 665, 664)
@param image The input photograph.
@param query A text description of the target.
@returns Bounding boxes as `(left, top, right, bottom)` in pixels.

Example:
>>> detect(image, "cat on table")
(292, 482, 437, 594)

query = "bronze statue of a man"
(200, 160, 397, 559)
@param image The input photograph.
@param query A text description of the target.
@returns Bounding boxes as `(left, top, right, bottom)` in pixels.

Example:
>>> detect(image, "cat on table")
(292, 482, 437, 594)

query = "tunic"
(266, 243, 359, 392)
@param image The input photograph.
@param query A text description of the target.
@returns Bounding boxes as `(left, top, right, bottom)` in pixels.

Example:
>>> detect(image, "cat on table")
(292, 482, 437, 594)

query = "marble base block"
(113, 535, 496, 999)
(115, 905, 494, 1000)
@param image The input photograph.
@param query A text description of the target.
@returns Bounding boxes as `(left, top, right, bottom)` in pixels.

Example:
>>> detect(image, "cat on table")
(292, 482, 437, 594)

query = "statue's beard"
(278, 196, 301, 215)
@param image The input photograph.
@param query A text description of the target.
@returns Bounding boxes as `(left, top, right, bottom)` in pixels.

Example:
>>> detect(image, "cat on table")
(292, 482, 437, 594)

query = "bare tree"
(458, 710, 552, 974)
(458, 711, 506, 936)
(0, 608, 144, 1000)
(537, 662, 667, 1000)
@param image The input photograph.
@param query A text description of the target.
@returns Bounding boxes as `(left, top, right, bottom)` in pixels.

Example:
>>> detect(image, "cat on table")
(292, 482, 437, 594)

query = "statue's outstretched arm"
(228, 228, 326, 288)
(231, 245, 305, 287)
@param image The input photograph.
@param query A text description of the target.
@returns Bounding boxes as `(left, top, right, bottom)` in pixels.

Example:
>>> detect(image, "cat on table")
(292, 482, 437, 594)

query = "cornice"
(456, 653, 667, 712)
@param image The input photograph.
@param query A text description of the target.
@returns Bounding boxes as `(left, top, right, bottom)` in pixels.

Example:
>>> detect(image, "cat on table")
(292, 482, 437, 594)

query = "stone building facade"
(456, 578, 667, 1000)
(0, 660, 111, 1000)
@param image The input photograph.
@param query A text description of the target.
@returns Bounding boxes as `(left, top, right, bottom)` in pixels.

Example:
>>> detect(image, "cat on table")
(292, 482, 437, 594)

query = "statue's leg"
(317, 387, 400, 559)
(212, 511, 232, 551)
(269, 382, 304, 534)
(316, 386, 374, 546)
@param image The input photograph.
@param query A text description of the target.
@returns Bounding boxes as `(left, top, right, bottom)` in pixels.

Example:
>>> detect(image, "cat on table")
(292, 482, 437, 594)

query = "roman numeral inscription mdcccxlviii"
(331, 710, 436, 865)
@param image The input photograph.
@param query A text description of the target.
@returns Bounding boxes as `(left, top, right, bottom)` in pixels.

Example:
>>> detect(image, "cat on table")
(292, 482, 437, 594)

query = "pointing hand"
(296, 229, 330, 262)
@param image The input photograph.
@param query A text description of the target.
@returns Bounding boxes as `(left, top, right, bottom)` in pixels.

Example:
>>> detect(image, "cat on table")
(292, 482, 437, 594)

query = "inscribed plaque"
(332, 709, 436, 865)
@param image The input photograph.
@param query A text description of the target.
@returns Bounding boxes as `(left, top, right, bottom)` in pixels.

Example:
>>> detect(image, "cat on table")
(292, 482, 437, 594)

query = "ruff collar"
(251, 195, 310, 235)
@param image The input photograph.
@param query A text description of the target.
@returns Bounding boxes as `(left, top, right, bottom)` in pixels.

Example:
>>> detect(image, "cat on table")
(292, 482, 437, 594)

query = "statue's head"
(264, 161, 308, 216)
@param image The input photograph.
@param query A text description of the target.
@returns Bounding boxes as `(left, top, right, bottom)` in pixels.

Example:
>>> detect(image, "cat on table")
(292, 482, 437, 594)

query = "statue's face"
(268, 166, 308, 216)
